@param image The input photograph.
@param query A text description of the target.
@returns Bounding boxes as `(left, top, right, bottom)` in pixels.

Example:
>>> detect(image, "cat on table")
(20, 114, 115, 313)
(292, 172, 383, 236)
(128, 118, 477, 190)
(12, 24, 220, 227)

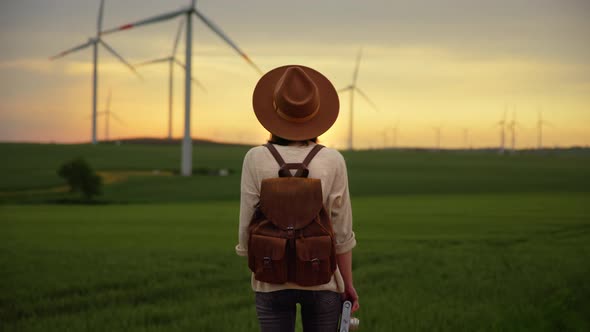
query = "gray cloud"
(1, 0, 589, 64)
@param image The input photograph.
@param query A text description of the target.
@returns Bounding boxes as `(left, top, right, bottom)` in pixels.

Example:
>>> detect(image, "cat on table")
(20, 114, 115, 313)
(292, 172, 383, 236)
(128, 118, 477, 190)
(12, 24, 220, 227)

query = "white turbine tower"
(507, 110, 522, 153)
(536, 109, 551, 150)
(462, 128, 470, 150)
(97, 89, 125, 141)
(381, 129, 389, 149)
(496, 107, 508, 154)
(102, 0, 262, 176)
(338, 48, 379, 151)
(135, 18, 206, 140)
(391, 120, 399, 148)
(50, 0, 141, 145)
(433, 126, 442, 152)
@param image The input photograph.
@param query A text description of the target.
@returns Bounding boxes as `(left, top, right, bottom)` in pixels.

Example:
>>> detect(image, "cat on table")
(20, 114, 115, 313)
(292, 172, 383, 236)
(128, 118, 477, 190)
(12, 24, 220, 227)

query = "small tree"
(57, 158, 102, 200)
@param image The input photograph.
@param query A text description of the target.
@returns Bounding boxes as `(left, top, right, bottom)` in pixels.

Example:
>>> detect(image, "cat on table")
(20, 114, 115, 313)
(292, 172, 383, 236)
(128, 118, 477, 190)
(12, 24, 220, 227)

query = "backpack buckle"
(311, 258, 320, 271)
(263, 256, 272, 270)
(287, 226, 295, 238)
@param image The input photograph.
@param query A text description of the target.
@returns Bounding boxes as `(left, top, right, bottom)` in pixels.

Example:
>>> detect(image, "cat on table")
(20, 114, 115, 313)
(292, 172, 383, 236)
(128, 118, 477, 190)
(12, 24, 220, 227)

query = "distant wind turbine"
(338, 48, 379, 151)
(391, 120, 399, 148)
(433, 126, 442, 151)
(102, 0, 262, 176)
(97, 89, 125, 141)
(135, 18, 206, 140)
(507, 110, 522, 153)
(462, 128, 470, 150)
(50, 0, 142, 145)
(381, 129, 389, 149)
(496, 107, 508, 154)
(536, 109, 552, 150)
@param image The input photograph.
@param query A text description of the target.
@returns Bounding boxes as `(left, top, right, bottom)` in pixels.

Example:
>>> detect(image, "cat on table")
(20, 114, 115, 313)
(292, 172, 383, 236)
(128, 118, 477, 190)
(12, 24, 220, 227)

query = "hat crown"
(273, 67, 320, 122)
(252, 64, 339, 141)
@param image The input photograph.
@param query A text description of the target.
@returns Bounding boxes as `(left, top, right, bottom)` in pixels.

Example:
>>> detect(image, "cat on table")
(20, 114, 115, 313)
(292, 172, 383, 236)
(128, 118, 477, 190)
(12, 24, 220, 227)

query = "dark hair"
(268, 134, 318, 146)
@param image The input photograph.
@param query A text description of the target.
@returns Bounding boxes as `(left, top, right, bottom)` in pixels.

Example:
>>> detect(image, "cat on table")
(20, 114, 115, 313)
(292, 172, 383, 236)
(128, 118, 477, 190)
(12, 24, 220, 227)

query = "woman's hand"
(337, 251, 359, 313)
(343, 285, 359, 313)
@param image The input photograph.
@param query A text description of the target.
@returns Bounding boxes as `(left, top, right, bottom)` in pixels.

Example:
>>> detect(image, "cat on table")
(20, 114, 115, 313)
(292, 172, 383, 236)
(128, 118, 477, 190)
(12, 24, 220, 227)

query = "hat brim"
(252, 65, 339, 141)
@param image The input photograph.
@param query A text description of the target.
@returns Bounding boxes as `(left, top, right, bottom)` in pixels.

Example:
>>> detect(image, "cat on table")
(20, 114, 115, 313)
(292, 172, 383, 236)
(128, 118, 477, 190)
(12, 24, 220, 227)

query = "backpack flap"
(249, 234, 287, 259)
(296, 236, 333, 261)
(259, 177, 323, 231)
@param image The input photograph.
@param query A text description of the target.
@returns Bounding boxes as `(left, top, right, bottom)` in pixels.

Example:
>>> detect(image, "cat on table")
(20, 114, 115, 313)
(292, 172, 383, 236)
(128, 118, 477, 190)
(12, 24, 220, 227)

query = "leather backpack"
(247, 143, 336, 286)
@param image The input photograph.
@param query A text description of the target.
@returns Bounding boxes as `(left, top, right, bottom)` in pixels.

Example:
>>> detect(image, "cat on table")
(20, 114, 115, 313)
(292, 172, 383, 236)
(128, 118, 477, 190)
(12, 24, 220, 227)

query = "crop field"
(1, 142, 589, 331)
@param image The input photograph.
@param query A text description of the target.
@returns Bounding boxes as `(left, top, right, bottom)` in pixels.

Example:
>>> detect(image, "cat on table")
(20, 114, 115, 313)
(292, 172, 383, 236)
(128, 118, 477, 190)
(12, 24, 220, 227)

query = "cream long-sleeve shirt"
(236, 142, 356, 293)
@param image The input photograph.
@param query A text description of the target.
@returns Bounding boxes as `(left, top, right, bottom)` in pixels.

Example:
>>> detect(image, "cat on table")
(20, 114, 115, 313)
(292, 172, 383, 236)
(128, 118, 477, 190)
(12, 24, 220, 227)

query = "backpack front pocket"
(248, 234, 288, 284)
(295, 235, 334, 286)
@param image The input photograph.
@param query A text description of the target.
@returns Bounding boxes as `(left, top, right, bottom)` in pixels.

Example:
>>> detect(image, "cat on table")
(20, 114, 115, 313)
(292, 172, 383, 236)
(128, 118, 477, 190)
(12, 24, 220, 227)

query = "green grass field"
(1, 143, 589, 331)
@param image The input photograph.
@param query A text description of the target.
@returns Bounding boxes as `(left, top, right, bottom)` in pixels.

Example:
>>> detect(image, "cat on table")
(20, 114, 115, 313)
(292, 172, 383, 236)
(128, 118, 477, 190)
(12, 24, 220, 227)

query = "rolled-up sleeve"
(236, 149, 259, 256)
(329, 153, 356, 254)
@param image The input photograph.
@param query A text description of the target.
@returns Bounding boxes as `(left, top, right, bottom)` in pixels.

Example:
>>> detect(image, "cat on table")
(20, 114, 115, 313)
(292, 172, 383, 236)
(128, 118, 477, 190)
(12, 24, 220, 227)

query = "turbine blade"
(97, 0, 105, 34)
(355, 87, 379, 111)
(99, 39, 143, 80)
(106, 89, 112, 110)
(174, 59, 207, 92)
(110, 112, 126, 126)
(172, 18, 185, 57)
(174, 59, 184, 68)
(194, 9, 262, 75)
(101, 7, 188, 35)
(49, 40, 93, 60)
(337, 86, 352, 93)
(352, 47, 363, 85)
(136, 57, 170, 67)
(191, 76, 207, 92)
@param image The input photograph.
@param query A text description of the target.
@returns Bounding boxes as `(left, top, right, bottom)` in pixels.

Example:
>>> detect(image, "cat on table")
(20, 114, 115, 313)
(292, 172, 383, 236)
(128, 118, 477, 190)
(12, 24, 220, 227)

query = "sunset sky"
(1, 0, 589, 149)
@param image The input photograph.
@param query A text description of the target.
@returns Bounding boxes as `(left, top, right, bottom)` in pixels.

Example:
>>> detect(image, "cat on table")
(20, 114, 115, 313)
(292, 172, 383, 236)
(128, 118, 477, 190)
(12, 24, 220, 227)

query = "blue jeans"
(255, 290, 341, 332)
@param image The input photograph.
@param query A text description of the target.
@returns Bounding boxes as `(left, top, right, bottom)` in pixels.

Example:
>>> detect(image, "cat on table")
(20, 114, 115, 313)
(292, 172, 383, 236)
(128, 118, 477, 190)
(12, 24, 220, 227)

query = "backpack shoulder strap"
(263, 143, 325, 178)
(263, 143, 285, 167)
(264, 143, 294, 177)
(301, 144, 325, 168)
(294, 144, 325, 177)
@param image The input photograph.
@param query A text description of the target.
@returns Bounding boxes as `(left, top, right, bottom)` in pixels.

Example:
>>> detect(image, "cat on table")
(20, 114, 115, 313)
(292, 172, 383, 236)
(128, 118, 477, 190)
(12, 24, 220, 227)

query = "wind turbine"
(102, 0, 262, 176)
(496, 107, 508, 154)
(135, 18, 206, 140)
(50, 0, 141, 145)
(433, 125, 442, 152)
(97, 89, 125, 141)
(391, 120, 399, 148)
(338, 48, 379, 151)
(381, 129, 389, 149)
(462, 128, 470, 150)
(507, 110, 522, 153)
(536, 109, 551, 150)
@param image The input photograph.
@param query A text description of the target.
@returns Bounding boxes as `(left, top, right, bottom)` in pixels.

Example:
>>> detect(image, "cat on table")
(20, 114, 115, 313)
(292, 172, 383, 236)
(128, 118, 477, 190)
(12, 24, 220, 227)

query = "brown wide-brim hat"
(252, 65, 339, 141)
